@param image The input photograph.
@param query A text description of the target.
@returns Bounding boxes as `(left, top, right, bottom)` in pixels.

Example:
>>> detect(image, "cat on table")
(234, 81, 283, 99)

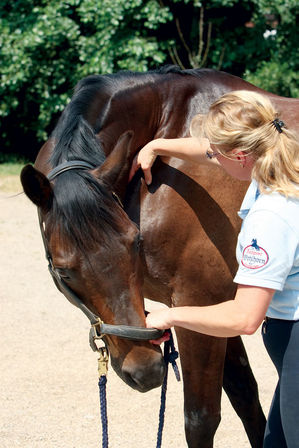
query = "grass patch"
(0, 162, 26, 176)
(0, 154, 29, 176)
(0, 155, 28, 192)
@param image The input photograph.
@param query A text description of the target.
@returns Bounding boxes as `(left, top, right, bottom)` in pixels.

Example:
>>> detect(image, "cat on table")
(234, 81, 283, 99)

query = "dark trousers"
(262, 318, 299, 448)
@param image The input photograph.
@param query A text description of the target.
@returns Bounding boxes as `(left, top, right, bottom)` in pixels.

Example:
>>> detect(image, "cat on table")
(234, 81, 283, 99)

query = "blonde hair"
(190, 90, 299, 197)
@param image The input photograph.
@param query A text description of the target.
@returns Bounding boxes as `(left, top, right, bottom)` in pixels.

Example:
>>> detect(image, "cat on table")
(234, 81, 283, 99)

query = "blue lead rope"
(98, 375, 109, 448)
(156, 331, 181, 448)
(98, 347, 109, 448)
(98, 330, 180, 448)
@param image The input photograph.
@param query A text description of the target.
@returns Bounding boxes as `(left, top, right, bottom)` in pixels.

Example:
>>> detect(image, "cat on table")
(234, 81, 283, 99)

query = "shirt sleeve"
(234, 209, 297, 291)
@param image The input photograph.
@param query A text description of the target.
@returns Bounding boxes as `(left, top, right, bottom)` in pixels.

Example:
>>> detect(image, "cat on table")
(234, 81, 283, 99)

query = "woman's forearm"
(146, 302, 251, 338)
(129, 136, 219, 184)
(150, 137, 217, 165)
(146, 286, 275, 338)
(168, 302, 252, 338)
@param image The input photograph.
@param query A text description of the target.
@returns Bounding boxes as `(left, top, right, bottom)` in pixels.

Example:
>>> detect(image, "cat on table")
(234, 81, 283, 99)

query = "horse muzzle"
(113, 346, 166, 392)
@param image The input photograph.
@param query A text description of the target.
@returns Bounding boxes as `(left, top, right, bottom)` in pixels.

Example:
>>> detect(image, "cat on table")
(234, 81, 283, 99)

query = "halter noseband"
(38, 160, 164, 346)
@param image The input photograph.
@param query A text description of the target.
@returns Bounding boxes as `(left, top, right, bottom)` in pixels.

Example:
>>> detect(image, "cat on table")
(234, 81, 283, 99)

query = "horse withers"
(21, 66, 299, 447)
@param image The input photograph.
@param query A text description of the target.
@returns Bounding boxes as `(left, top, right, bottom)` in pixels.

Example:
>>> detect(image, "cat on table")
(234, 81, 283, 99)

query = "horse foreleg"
(176, 328, 227, 448)
(223, 336, 266, 448)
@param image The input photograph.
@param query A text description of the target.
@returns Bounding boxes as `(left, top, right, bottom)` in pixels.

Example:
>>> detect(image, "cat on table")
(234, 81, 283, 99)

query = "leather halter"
(38, 160, 164, 344)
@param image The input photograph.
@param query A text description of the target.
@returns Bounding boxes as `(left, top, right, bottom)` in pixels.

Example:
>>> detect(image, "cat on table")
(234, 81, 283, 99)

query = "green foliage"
(244, 0, 299, 95)
(245, 61, 299, 98)
(0, 0, 298, 160)
(76, 0, 171, 73)
(0, 0, 173, 158)
(0, 152, 28, 164)
(0, 0, 82, 153)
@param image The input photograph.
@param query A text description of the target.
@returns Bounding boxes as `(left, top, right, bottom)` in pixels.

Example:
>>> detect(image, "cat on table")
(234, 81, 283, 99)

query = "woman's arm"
(146, 285, 275, 338)
(129, 137, 219, 185)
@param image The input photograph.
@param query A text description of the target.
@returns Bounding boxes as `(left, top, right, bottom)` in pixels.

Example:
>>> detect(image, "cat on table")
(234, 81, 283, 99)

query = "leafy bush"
(244, 0, 298, 96)
(0, 0, 298, 160)
(245, 60, 299, 98)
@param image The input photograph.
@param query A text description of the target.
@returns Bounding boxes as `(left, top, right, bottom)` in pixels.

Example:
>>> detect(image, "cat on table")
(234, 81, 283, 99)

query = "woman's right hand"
(128, 136, 213, 185)
(129, 140, 162, 185)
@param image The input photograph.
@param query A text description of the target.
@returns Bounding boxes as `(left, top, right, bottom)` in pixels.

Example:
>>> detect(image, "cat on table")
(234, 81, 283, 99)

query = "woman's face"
(210, 146, 255, 181)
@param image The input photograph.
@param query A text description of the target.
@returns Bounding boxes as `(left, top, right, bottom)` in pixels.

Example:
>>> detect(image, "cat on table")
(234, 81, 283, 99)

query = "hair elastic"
(272, 118, 285, 134)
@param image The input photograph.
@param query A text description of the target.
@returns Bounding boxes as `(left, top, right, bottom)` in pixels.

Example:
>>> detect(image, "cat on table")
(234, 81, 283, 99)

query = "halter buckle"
(89, 318, 105, 352)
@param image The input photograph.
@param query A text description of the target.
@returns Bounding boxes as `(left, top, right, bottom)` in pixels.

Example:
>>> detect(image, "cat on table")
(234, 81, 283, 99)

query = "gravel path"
(0, 176, 276, 447)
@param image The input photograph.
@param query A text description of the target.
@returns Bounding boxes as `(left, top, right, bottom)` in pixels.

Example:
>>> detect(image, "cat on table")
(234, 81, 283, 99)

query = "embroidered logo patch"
(241, 239, 269, 269)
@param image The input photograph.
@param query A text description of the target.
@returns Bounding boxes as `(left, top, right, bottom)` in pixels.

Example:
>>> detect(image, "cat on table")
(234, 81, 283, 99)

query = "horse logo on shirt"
(241, 239, 269, 269)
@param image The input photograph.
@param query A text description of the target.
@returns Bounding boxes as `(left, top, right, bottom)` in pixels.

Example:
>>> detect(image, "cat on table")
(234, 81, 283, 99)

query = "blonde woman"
(129, 90, 299, 448)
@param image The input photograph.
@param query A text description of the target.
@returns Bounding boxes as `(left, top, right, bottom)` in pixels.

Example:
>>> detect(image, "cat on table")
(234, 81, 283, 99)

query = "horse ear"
(93, 130, 135, 197)
(20, 164, 53, 210)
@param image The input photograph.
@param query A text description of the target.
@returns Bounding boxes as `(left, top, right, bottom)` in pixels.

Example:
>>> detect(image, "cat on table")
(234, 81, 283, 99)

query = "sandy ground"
(0, 175, 277, 448)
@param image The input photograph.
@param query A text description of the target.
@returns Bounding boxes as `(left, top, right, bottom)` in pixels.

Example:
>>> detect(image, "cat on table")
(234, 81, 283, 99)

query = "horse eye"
(56, 268, 71, 280)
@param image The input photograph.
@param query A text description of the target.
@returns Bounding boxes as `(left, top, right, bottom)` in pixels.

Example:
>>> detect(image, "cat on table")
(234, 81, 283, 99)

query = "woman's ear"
(20, 164, 53, 211)
(232, 149, 246, 167)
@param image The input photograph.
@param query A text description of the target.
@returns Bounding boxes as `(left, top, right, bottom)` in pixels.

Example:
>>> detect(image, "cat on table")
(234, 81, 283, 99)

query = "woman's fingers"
(143, 166, 152, 185)
(129, 151, 154, 185)
(149, 330, 170, 345)
(128, 155, 139, 182)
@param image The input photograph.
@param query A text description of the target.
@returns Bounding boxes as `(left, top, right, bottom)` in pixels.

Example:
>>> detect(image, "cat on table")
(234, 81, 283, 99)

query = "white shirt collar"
(238, 180, 260, 220)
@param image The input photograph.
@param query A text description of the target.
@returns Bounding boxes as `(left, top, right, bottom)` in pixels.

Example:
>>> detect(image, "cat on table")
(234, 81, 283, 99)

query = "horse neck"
(98, 86, 163, 157)
(98, 73, 214, 158)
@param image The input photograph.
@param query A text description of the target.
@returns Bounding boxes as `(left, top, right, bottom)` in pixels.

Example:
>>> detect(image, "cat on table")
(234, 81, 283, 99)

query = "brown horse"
(21, 66, 299, 447)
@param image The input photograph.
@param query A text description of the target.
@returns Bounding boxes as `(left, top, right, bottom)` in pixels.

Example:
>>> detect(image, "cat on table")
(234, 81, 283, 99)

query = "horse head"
(21, 130, 166, 392)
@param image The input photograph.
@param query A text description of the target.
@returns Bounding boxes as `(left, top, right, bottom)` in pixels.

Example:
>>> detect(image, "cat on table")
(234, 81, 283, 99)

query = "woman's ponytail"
(191, 90, 299, 197)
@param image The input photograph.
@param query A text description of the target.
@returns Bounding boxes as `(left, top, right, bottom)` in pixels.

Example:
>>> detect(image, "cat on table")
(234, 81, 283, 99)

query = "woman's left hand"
(146, 309, 173, 345)
(146, 308, 173, 331)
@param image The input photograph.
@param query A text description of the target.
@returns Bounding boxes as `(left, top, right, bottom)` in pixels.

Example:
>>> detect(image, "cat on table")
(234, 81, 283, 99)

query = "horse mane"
(48, 75, 126, 249)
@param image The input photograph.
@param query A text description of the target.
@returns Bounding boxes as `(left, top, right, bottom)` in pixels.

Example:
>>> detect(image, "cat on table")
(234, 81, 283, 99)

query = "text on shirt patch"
(241, 239, 269, 269)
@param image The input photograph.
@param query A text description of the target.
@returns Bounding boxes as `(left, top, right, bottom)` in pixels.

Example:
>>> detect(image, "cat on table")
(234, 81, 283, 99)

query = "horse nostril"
(122, 358, 166, 393)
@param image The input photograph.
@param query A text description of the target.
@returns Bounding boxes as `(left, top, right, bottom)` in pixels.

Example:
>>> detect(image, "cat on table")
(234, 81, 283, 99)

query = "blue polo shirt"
(234, 180, 299, 320)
